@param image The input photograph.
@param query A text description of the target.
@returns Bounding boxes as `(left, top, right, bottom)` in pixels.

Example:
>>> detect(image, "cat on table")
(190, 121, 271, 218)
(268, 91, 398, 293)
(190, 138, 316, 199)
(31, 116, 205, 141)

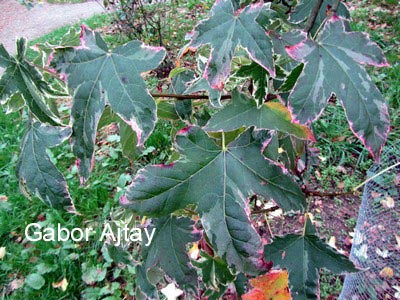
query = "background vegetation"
(0, 0, 398, 298)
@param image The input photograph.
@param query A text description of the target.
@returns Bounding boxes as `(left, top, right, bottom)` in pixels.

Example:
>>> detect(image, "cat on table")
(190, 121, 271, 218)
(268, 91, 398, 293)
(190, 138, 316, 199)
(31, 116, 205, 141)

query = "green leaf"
(204, 90, 314, 140)
(290, 0, 350, 33)
(236, 61, 269, 105)
(192, 252, 235, 289)
(264, 219, 358, 300)
(16, 122, 74, 210)
(184, 76, 222, 108)
(157, 101, 180, 120)
(136, 216, 200, 294)
(122, 127, 305, 273)
(278, 63, 304, 93)
(189, 0, 275, 90)
(31, 27, 81, 67)
(286, 17, 390, 160)
(56, 26, 165, 181)
(135, 265, 159, 300)
(82, 266, 107, 285)
(0, 40, 60, 124)
(119, 121, 138, 161)
(170, 71, 195, 121)
(71, 81, 105, 181)
(26, 273, 45, 290)
(98, 106, 118, 129)
(264, 133, 305, 171)
(270, 30, 306, 70)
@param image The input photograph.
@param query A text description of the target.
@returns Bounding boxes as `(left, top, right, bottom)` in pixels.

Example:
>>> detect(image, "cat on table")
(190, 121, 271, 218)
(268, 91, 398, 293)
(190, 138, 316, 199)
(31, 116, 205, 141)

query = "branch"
(251, 206, 280, 215)
(331, 0, 341, 14)
(304, 0, 324, 33)
(151, 93, 232, 101)
(304, 189, 356, 198)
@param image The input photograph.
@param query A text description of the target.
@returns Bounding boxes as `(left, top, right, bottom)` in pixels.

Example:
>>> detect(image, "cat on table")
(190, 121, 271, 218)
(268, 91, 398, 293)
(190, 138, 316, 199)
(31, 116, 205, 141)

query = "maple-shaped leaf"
(204, 90, 314, 141)
(0, 39, 60, 124)
(56, 26, 165, 181)
(122, 127, 305, 273)
(264, 219, 357, 300)
(16, 122, 74, 210)
(286, 17, 390, 160)
(242, 269, 291, 300)
(189, 0, 275, 90)
(136, 215, 200, 294)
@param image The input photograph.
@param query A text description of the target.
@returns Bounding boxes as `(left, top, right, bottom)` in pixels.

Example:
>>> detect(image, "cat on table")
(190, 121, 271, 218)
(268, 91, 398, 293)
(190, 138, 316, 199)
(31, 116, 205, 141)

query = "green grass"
(1, 7, 182, 296)
(313, 0, 400, 173)
(26, 13, 113, 61)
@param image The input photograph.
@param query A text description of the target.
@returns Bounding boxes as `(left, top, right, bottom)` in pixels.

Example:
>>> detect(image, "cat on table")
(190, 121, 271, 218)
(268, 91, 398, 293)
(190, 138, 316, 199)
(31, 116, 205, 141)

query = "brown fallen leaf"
(381, 196, 395, 209)
(8, 278, 24, 292)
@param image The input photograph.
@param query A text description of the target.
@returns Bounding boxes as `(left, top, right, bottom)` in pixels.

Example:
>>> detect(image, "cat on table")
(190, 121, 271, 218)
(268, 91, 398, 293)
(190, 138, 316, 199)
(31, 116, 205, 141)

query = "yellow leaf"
(52, 278, 68, 291)
(242, 270, 291, 300)
(0, 247, 6, 260)
(306, 213, 315, 224)
(328, 236, 336, 249)
(379, 267, 394, 278)
(189, 243, 200, 260)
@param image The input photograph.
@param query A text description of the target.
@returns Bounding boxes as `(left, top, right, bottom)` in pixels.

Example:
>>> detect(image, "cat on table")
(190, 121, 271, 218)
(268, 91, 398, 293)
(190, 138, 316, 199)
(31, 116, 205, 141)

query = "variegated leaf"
(122, 127, 305, 273)
(265, 220, 357, 300)
(286, 17, 390, 160)
(136, 216, 200, 296)
(205, 90, 314, 141)
(0, 40, 60, 124)
(16, 122, 74, 210)
(56, 26, 165, 182)
(189, 0, 275, 90)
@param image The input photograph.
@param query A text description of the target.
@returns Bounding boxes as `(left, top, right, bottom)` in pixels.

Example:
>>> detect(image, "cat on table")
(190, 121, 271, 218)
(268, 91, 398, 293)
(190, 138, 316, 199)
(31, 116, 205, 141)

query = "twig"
(331, 0, 341, 14)
(304, 189, 356, 197)
(353, 161, 400, 192)
(304, 0, 324, 33)
(263, 213, 274, 238)
(251, 206, 280, 215)
(151, 93, 232, 101)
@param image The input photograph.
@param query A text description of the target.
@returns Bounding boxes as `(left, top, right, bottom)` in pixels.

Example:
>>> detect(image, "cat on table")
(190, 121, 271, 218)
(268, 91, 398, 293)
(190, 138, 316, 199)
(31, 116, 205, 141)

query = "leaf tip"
(177, 126, 193, 136)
